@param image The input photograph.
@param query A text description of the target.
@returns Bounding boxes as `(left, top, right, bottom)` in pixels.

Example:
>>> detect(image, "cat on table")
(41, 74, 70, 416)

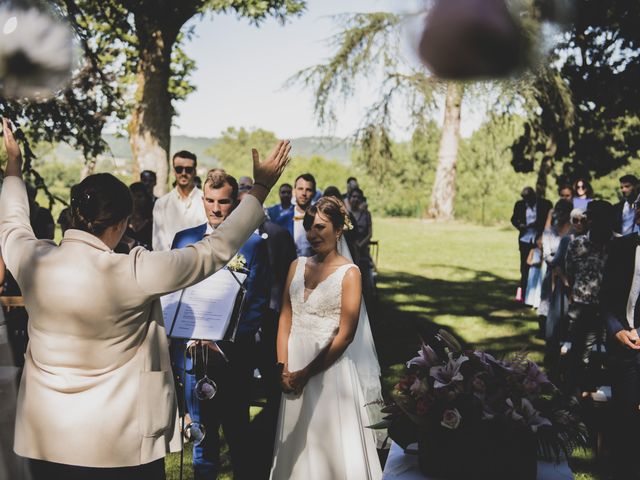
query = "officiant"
(170, 169, 270, 480)
(0, 119, 289, 480)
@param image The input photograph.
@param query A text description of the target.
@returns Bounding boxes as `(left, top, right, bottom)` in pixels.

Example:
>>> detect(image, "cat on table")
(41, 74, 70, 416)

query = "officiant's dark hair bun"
(70, 173, 133, 236)
(303, 196, 346, 232)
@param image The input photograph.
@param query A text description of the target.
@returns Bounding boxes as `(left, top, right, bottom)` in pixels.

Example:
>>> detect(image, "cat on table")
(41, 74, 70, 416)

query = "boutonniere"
(227, 253, 247, 272)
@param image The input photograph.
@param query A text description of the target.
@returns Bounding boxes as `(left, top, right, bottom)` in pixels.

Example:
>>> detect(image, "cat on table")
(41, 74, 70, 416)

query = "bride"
(270, 196, 383, 480)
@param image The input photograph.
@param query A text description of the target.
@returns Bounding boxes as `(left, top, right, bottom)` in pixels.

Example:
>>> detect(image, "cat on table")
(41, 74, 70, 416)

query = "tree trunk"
(128, 22, 177, 197)
(427, 82, 463, 220)
(80, 158, 96, 180)
(535, 135, 557, 198)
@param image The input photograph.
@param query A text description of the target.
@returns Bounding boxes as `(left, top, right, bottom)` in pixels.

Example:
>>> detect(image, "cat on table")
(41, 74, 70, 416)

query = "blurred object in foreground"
(417, 0, 574, 80)
(0, 6, 73, 100)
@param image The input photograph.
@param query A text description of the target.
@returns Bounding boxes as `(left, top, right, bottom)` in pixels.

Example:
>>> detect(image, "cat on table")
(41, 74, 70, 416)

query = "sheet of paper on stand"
(160, 289, 183, 327)
(165, 270, 247, 341)
(382, 441, 574, 480)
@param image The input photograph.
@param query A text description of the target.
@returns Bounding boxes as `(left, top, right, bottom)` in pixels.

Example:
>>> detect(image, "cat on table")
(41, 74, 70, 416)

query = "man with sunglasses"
(152, 150, 207, 251)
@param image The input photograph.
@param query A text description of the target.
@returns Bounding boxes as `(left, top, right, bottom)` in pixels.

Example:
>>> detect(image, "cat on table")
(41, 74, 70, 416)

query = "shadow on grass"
(370, 266, 542, 388)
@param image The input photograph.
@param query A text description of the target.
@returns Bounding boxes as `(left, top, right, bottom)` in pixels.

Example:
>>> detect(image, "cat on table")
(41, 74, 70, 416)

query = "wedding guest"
(570, 208, 588, 236)
(343, 176, 358, 203)
(56, 206, 72, 235)
(564, 201, 612, 396)
(511, 187, 552, 302)
(124, 182, 153, 251)
(540, 199, 572, 381)
(544, 184, 573, 229)
(344, 177, 367, 210)
(0, 120, 290, 480)
(267, 183, 293, 222)
(140, 169, 158, 203)
(612, 174, 639, 236)
(273, 173, 316, 257)
(152, 150, 206, 251)
(524, 235, 543, 309)
(572, 178, 594, 211)
(26, 184, 54, 240)
(170, 169, 270, 480)
(239, 175, 254, 192)
(600, 204, 640, 480)
(349, 187, 375, 300)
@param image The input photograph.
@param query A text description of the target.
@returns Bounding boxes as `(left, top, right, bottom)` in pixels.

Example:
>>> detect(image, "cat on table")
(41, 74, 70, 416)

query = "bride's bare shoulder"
(335, 254, 355, 266)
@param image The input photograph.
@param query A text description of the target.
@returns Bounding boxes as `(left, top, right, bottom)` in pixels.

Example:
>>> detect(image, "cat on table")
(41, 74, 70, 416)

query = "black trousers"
(564, 303, 604, 395)
(28, 458, 165, 480)
(187, 337, 255, 480)
(518, 241, 534, 293)
(609, 347, 640, 479)
(253, 309, 283, 479)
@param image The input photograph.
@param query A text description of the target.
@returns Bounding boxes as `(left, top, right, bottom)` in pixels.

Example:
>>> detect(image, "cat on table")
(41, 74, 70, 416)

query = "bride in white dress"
(270, 196, 383, 480)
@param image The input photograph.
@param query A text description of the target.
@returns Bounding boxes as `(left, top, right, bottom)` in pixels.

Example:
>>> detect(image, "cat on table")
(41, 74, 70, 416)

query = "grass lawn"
(167, 217, 603, 479)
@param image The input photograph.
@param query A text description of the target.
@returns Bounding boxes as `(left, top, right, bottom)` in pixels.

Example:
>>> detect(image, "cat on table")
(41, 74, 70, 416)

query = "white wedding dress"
(270, 257, 382, 480)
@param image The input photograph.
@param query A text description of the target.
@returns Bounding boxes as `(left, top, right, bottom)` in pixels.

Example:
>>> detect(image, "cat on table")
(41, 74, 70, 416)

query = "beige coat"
(0, 177, 265, 467)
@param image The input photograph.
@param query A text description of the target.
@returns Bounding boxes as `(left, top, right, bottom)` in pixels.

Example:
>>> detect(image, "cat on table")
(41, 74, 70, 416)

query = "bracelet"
(253, 181, 270, 191)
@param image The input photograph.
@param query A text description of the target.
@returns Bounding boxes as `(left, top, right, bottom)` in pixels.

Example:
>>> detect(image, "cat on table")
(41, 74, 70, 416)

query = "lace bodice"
(289, 257, 357, 343)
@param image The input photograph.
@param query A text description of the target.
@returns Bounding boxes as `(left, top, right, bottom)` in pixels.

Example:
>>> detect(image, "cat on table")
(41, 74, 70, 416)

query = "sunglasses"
(576, 184, 586, 189)
(175, 166, 195, 174)
(572, 218, 586, 224)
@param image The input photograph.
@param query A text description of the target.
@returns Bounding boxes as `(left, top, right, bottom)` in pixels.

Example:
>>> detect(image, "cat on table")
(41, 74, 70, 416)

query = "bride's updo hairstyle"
(70, 173, 133, 236)
(303, 196, 347, 233)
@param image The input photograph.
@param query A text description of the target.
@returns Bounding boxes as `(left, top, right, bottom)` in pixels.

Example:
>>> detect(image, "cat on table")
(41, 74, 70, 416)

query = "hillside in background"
(46, 134, 353, 167)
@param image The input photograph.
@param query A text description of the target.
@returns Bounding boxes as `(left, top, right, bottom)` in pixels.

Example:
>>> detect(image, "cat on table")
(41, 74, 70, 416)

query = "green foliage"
(205, 0, 306, 23)
(513, 1, 640, 182)
(354, 122, 439, 217)
(205, 127, 279, 176)
(458, 114, 538, 224)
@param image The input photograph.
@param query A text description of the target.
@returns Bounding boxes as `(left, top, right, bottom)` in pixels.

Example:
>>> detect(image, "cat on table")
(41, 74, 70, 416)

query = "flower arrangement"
(375, 330, 587, 478)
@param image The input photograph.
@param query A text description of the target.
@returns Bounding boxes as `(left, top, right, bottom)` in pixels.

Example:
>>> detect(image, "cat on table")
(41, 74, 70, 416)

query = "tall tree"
(52, 0, 305, 194)
(291, 11, 465, 220)
(511, 1, 640, 190)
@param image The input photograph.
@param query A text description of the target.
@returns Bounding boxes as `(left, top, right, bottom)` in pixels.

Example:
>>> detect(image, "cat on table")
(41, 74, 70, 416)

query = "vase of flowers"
(374, 330, 586, 479)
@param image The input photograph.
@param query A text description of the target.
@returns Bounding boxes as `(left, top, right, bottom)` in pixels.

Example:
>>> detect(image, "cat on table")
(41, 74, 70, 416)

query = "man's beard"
(297, 199, 311, 211)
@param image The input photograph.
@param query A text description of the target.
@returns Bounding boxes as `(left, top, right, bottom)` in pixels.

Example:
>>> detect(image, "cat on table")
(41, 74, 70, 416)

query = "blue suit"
(271, 205, 294, 237)
(266, 203, 293, 226)
(169, 222, 269, 480)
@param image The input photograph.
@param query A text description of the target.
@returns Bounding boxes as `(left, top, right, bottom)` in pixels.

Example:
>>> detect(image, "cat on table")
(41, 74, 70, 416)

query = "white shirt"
(520, 205, 538, 244)
(293, 211, 313, 257)
(626, 246, 640, 328)
(621, 200, 637, 236)
(152, 186, 207, 251)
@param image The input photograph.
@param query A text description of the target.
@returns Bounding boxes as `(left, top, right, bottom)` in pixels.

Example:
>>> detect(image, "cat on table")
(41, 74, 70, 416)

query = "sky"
(171, 0, 486, 141)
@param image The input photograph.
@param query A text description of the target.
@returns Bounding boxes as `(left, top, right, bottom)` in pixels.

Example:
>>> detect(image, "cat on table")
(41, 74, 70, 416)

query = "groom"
(170, 169, 269, 480)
